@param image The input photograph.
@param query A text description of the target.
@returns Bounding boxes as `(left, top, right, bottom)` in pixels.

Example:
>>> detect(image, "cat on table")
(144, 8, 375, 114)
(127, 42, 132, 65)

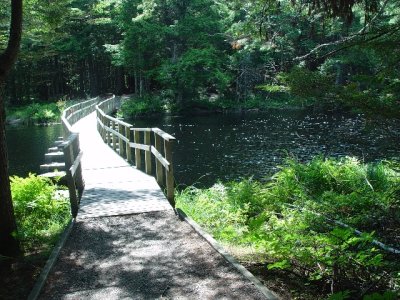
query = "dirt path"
(39, 211, 270, 299)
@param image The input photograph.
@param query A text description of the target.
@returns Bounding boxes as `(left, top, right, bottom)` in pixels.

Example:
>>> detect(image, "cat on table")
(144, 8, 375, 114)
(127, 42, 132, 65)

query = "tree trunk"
(134, 71, 138, 95)
(139, 72, 143, 97)
(0, 92, 20, 257)
(115, 67, 123, 95)
(0, 0, 23, 257)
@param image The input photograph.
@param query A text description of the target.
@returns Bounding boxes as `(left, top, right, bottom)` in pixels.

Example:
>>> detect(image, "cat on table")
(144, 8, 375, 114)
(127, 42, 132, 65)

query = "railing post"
(96, 109, 100, 134)
(106, 118, 111, 146)
(118, 123, 125, 157)
(134, 130, 141, 170)
(125, 125, 132, 162)
(72, 134, 84, 196)
(111, 120, 117, 151)
(154, 133, 164, 185)
(101, 113, 106, 142)
(97, 110, 102, 140)
(164, 139, 175, 206)
(145, 130, 152, 175)
(100, 112, 104, 141)
(63, 137, 78, 217)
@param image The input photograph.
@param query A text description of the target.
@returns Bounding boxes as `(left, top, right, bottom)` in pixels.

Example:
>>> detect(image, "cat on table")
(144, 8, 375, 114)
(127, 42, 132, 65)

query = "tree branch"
(315, 24, 400, 61)
(294, 0, 394, 62)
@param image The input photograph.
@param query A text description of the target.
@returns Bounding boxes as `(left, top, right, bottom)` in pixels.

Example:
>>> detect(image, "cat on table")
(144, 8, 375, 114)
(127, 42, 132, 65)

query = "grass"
(176, 157, 400, 299)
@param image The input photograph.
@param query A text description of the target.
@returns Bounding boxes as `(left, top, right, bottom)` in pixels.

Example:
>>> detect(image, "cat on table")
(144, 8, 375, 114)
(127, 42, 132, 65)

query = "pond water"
(6, 124, 62, 177)
(129, 109, 400, 187)
(6, 110, 399, 187)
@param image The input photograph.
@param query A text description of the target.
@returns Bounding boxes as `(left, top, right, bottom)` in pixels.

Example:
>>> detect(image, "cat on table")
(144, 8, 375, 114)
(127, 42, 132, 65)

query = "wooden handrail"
(62, 133, 84, 217)
(61, 97, 99, 138)
(61, 96, 109, 216)
(95, 96, 176, 205)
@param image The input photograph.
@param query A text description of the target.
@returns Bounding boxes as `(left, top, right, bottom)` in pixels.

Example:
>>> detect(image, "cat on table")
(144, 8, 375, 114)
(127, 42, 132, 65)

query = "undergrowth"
(118, 95, 164, 117)
(11, 174, 71, 254)
(176, 157, 400, 299)
(7, 101, 65, 125)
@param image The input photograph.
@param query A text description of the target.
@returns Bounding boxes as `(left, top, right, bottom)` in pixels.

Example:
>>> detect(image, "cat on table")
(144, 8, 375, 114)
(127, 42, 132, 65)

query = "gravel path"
(40, 211, 267, 299)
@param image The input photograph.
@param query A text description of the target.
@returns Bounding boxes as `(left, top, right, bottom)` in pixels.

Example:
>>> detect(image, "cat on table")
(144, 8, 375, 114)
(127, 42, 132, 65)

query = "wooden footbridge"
(56, 95, 176, 218)
(34, 95, 278, 299)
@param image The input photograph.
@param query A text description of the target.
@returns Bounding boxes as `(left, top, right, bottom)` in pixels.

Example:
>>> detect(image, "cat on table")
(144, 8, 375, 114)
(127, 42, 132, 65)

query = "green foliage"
(363, 291, 398, 300)
(176, 157, 400, 298)
(158, 47, 232, 100)
(280, 67, 334, 104)
(118, 95, 164, 117)
(11, 174, 71, 253)
(4, 0, 400, 114)
(177, 180, 262, 242)
(8, 102, 61, 124)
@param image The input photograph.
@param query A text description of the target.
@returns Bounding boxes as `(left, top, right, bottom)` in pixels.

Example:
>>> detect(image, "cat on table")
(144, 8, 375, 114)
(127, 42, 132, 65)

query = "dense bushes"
(7, 101, 65, 125)
(176, 157, 400, 299)
(11, 174, 71, 253)
(118, 96, 165, 118)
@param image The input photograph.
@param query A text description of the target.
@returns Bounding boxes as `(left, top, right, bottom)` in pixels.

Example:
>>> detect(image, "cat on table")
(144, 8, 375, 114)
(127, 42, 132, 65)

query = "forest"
(1, 0, 399, 115)
(1, 0, 400, 299)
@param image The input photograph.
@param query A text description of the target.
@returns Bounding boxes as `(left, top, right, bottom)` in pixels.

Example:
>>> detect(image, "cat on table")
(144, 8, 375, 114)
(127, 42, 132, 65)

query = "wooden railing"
(61, 97, 99, 138)
(96, 96, 176, 205)
(61, 96, 102, 216)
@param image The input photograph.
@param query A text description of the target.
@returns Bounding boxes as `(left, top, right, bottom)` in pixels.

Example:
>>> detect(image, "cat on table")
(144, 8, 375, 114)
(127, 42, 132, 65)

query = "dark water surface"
(6, 110, 399, 186)
(6, 124, 62, 177)
(129, 110, 400, 187)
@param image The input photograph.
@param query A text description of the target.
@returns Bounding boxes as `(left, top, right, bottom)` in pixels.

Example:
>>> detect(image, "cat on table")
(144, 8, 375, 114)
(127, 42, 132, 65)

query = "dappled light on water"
(130, 110, 400, 187)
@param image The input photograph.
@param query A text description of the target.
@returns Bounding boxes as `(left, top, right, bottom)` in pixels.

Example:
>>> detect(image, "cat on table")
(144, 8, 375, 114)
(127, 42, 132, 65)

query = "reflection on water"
(6, 124, 62, 176)
(129, 110, 400, 187)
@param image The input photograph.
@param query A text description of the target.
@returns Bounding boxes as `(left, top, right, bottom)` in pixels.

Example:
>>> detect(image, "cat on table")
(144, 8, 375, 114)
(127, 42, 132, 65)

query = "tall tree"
(0, 0, 23, 257)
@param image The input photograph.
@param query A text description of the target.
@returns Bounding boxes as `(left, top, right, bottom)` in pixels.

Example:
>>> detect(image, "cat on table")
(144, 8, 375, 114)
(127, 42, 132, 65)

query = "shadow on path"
(40, 211, 265, 299)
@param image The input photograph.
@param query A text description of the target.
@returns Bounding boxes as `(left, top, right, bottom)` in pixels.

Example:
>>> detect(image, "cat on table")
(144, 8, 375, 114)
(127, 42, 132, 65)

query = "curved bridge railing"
(61, 97, 99, 137)
(61, 96, 106, 216)
(96, 96, 176, 205)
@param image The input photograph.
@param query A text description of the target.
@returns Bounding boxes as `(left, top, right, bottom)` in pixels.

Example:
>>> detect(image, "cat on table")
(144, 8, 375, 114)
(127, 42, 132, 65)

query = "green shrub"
(8, 102, 61, 124)
(176, 182, 251, 242)
(118, 95, 164, 117)
(11, 174, 71, 253)
(176, 157, 400, 298)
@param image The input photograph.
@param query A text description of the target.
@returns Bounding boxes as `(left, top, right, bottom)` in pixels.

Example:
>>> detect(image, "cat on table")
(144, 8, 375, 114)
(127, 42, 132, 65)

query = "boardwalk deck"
(74, 112, 172, 218)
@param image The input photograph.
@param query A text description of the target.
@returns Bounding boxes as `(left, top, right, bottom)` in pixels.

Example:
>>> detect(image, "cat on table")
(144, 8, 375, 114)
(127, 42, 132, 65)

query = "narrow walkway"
(39, 113, 269, 299)
(75, 112, 172, 218)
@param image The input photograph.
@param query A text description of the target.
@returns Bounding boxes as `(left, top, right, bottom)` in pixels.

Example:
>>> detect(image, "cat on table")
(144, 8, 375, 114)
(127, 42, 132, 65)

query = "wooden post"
(72, 134, 84, 196)
(97, 111, 107, 143)
(96, 110, 99, 133)
(125, 125, 132, 162)
(164, 139, 175, 206)
(154, 133, 164, 185)
(111, 120, 117, 151)
(105, 117, 109, 145)
(63, 136, 78, 217)
(106, 118, 111, 146)
(145, 130, 151, 175)
(118, 123, 125, 157)
(134, 130, 141, 170)
(104, 115, 108, 143)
